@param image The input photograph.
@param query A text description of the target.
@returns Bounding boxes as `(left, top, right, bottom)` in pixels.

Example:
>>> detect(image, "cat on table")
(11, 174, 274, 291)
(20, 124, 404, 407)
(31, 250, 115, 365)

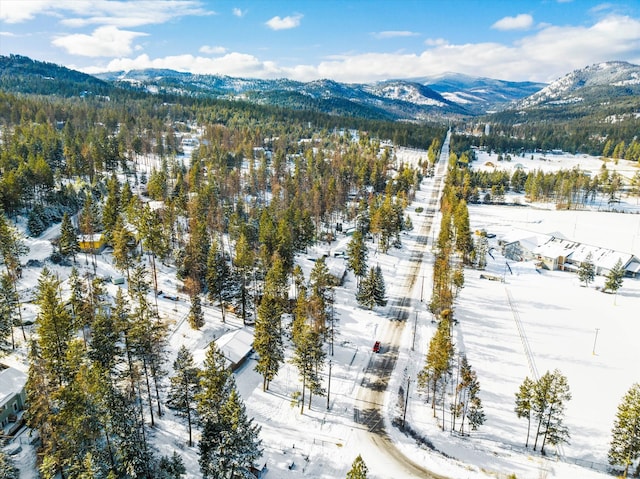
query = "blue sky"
(1, 0, 639, 83)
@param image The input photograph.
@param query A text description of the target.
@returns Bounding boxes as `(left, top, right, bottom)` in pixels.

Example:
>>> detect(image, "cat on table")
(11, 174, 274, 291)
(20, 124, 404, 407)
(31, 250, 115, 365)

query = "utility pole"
(326, 360, 332, 410)
(420, 274, 424, 302)
(403, 376, 410, 428)
(412, 310, 417, 351)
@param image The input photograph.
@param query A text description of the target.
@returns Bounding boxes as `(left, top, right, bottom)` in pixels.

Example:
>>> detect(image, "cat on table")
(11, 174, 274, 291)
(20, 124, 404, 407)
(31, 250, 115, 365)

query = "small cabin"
(78, 234, 106, 253)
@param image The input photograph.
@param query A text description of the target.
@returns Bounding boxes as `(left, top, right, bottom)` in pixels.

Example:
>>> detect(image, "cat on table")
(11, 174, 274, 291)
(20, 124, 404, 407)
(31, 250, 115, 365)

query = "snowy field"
(5, 146, 640, 479)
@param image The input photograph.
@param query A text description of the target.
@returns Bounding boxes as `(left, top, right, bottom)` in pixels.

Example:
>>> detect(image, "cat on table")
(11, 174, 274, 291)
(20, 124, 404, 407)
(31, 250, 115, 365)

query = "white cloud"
(232, 8, 246, 18)
(265, 14, 302, 31)
(0, 0, 213, 27)
(0, 31, 17, 37)
(491, 13, 534, 31)
(85, 52, 275, 78)
(52, 25, 148, 57)
(80, 14, 640, 84)
(0, 0, 54, 23)
(199, 45, 226, 55)
(425, 38, 449, 47)
(373, 31, 419, 39)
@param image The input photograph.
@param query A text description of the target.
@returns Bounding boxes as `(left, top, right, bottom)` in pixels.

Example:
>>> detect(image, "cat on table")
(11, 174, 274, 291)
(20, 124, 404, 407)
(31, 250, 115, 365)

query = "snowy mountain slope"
(413, 72, 546, 114)
(515, 61, 640, 109)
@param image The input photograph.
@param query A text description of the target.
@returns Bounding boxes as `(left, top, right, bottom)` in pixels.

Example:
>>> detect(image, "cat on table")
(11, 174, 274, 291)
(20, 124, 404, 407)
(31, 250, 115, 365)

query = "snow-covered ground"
(5, 146, 640, 479)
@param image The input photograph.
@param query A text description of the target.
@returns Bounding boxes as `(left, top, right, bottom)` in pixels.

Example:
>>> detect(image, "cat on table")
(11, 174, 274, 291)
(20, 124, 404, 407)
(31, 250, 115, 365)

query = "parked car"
(373, 341, 381, 353)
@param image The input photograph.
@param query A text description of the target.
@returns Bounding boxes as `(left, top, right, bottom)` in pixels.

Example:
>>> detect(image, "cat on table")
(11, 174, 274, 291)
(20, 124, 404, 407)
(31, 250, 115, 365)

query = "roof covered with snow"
(0, 366, 27, 407)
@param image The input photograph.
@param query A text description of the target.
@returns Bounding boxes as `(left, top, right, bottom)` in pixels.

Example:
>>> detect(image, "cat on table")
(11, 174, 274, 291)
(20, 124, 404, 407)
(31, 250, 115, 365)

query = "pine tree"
(346, 454, 368, 479)
(347, 231, 368, 287)
(234, 232, 254, 324)
(373, 264, 387, 307)
(112, 221, 137, 284)
(197, 343, 262, 478)
(577, 252, 595, 287)
(608, 383, 640, 477)
(0, 273, 19, 353)
(452, 355, 484, 435)
(453, 199, 473, 264)
(58, 211, 79, 262)
(35, 267, 75, 386)
(206, 237, 232, 323)
(102, 173, 121, 245)
(417, 311, 454, 415)
(0, 450, 19, 479)
(515, 376, 536, 448)
(168, 346, 200, 447)
(254, 293, 284, 391)
(78, 194, 101, 270)
(356, 267, 377, 310)
(128, 264, 168, 425)
(290, 321, 325, 414)
(532, 369, 572, 454)
(604, 258, 625, 294)
(188, 292, 205, 330)
(158, 452, 187, 479)
(138, 205, 169, 300)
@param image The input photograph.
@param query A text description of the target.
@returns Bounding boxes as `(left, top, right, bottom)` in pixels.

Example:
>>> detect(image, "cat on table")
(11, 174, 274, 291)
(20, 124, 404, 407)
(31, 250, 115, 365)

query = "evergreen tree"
(168, 346, 200, 447)
(158, 452, 187, 479)
(452, 355, 484, 435)
(604, 258, 625, 294)
(532, 369, 572, 454)
(0, 273, 19, 353)
(346, 454, 368, 479)
(234, 232, 254, 324)
(0, 210, 29, 279)
(453, 199, 473, 264)
(35, 267, 75, 386)
(27, 203, 47, 237)
(112, 221, 137, 284)
(188, 292, 205, 330)
(58, 211, 79, 262)
(128, 264, 168, 425)
(418, 310, 454, 415)
(206, 237, 232, 323)
(608, 383, 640, 477)
(253, 293, 284, 391)
(138, 205, 169, 300)
(577, 252, 595, 287)
(102, 173, 121, 245)
(0, 450, 19, 479)
(515, 376, 536, 448)
(196, 343, 262, 479)
(373, 264, 387, 307)
(290, 321, 325, 414)
(356, 267, 377, 310)
(78, 194, 101, 270)
(346, 230, 368, 287)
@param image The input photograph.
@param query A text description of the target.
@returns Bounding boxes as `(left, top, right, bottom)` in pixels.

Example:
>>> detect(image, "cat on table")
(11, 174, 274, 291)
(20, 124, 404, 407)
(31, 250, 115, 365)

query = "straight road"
(353, 131, 451, 478)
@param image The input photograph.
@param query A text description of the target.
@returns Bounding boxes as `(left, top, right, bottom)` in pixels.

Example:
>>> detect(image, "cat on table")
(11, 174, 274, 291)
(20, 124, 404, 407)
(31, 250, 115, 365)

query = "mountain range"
(1, 55, 639, 123)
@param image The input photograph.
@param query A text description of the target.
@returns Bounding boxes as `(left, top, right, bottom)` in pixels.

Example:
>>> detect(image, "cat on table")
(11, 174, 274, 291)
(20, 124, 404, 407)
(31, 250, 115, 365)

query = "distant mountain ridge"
(95, 67, 549, 118)
(96, 69, 469, 120)
(2, 55, 639, 123)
